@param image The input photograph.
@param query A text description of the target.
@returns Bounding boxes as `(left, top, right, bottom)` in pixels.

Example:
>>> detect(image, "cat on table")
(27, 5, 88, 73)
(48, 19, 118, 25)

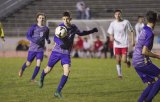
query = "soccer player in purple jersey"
(132, 11, 160, 102)
(38, 11, 98, 98)
(18, 13, 51, 82)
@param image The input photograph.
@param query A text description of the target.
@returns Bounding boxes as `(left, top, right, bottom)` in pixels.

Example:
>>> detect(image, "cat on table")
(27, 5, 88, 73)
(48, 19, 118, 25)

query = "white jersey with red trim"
(107, 19, 133, 48)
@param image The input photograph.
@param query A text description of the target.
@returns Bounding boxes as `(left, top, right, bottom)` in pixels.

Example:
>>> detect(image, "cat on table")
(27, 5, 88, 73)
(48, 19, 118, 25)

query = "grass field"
(0, 57, 160, 102)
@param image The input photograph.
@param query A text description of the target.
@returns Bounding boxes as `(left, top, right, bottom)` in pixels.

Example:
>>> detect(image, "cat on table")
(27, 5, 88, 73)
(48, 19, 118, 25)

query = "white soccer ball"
(55, 26, 67, 38)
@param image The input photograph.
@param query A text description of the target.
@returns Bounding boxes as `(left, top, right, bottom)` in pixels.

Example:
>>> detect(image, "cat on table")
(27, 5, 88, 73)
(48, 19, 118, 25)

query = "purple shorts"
(27, 51, 44, 62)
(135, 62, 160, 83)
(47, 51, 71, 68)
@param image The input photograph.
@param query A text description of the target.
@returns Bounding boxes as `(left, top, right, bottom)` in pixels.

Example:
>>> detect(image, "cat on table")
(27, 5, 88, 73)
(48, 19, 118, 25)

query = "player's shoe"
(39, 80, 44, 88)
(126, 61, 131, 68)
(18, 69, 23, 77)
(30, 79, 38, 83)
(54, 90, 63, 99)
(118, 76, 123, 79)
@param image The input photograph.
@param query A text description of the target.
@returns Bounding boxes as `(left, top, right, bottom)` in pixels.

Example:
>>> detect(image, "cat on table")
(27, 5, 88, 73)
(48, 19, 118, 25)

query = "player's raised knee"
(44, 66, 51, 73)
(26, 61, 31, 66)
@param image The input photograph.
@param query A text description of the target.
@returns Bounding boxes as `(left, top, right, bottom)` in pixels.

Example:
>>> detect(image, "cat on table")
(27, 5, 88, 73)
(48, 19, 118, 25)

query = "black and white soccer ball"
(55, 26, 67, 38)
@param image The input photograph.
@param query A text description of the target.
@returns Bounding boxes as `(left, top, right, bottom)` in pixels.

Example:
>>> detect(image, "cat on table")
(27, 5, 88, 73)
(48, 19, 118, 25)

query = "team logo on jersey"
(40, 32, 44, 37)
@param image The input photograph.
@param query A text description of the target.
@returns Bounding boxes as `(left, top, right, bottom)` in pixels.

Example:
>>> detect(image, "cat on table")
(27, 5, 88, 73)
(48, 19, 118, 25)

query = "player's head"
(114, 9, 122, 21)
(62, 11, 72, 26)
(36, 12, 46, 25)
(146, 11, 157, 28)
(137, 16, 144, 23)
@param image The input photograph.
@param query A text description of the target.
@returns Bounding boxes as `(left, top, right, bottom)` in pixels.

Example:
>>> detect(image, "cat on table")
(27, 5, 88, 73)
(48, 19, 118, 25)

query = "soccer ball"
(55, 26, 67, 38)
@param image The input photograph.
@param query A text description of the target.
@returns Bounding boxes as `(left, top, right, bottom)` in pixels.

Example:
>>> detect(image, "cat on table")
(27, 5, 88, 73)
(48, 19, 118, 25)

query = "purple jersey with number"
(27, 24, 49, 52)
(132, 25, 154, 67)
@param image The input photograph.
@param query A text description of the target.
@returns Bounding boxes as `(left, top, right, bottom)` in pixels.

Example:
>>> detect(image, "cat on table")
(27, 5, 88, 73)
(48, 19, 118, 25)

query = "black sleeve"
(76, 28, 98, 36)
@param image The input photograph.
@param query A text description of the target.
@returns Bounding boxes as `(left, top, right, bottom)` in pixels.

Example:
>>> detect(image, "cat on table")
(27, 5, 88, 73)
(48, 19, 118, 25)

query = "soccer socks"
(40, 70, 46, 81)
(57, 75, 68, 93)
(138, 84, 153, 102)
(145, 79, 160, 101)
(21, 63, 27, 72)
(31, 66, 40, 80)
(116, 64, 122, 76)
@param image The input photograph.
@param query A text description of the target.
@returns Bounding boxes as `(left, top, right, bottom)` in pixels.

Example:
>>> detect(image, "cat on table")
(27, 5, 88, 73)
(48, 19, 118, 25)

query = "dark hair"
(146, 11, 157, 23)
(114, 9, 122, 14)
(36, 12, 46, 19)
(138, 16, 144, 19)
(63, 11, 71, 17)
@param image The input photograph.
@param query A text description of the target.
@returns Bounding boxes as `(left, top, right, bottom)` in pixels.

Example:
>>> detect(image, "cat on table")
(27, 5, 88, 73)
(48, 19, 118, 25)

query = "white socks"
(116, 64, 122, 76)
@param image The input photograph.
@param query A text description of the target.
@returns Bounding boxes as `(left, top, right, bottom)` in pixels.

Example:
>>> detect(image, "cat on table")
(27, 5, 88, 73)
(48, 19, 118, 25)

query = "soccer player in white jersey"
(107, 9, 135, 79)
(135, 16, 145, 42)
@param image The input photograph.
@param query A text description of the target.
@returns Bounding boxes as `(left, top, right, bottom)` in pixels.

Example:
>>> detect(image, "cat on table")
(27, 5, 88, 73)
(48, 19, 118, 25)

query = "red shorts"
(114, 47, 128, 55)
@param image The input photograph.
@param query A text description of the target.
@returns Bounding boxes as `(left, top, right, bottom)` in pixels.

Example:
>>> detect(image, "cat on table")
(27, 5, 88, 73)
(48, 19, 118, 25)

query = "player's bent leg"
(122, 54, 131, 68)
(55, 64, 70, 98)
(31, 59, 41, 82)
(26, 61, 31, 66)
(138, 82, 154, 102)
(63, 64, 70, 76)
(39, 66, 52, 88)
(18, 61, 31, 77)
(145, 78, 160, 101)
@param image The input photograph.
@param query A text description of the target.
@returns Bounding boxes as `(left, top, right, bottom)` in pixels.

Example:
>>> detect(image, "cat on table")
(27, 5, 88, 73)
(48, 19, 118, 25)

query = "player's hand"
(47, 39, 51, 44)
(91, 28, 98, 33)
(60, 44, 68, 50)
(36, 38, 45, 47)
(37, 42, 45, 49)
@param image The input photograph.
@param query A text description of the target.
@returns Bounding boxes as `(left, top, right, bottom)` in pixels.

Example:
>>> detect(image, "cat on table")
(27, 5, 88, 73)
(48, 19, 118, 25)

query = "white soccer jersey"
(107, 19, 133, 48)
(135, 23, 144, 42)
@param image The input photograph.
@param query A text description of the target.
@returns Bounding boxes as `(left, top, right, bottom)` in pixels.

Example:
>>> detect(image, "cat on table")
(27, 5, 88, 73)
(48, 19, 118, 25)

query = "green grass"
(0, 57, 160, 102)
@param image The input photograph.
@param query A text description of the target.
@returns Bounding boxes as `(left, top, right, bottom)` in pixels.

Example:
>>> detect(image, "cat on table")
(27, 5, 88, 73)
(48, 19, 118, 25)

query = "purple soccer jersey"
(27, 24, 49, 52)
(132, 25, 160, 83)
(48, 23, 95, 67)
(52, 23, 81, 55)
(48, 23, 81, 67)
(132, 25, 154, 67)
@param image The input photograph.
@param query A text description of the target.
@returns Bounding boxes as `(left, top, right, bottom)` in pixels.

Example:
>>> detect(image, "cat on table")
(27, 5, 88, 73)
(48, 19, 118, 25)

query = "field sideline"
(0, 58, 160, 102)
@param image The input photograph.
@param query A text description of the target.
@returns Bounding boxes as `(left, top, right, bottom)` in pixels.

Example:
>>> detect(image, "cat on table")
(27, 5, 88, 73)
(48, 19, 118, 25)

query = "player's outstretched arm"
(77, 28, 98, 36)
(142, 46, 160, 59)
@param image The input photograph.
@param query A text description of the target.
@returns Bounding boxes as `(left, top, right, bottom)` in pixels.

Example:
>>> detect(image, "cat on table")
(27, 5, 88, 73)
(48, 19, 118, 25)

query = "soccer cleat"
(18, 69, 23, 77)
(30, 79, 38, 83)
(118, 76, 123, 79)
(39, 80, 44, 88)
(54, 90, 63, 99)
(126, 61, 131, 68)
